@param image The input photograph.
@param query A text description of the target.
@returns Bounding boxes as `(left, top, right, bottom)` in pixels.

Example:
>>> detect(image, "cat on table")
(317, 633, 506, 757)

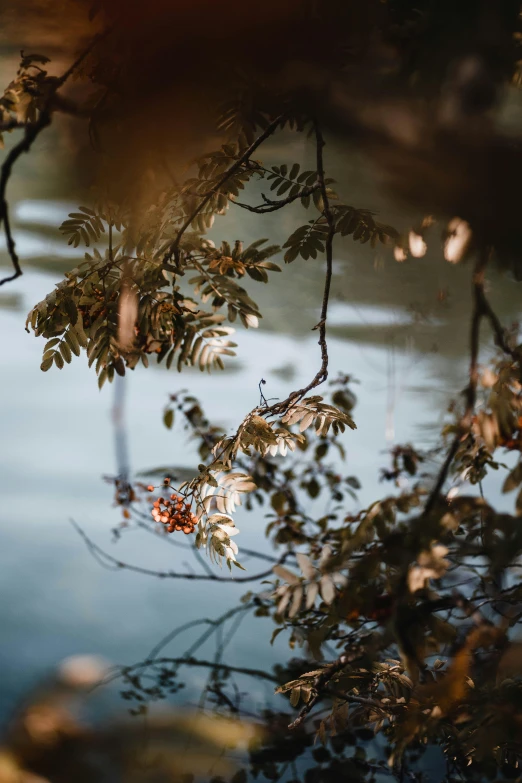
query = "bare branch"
(260, 121, 335, 418)
(71, 519, 289, 583)
(121, 656, 279, 684)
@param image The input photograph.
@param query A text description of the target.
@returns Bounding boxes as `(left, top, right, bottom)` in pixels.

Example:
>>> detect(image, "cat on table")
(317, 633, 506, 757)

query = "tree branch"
(163, 115, 284, 269)
(121, 656, 279, 684)
(287, 653, 385, 730)
(71, 519, 289, 583)
(423, 248, 488, 516)
(261, 121, 335, 418)
(232, 183, 320, 214)
(0, 39, 100, 287)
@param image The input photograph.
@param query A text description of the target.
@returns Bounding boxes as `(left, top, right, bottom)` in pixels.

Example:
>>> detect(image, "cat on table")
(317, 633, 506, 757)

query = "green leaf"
(270, 627, 284, 646)
(290, 687, 301, 707)
(289, 163, 300, 180)
(65, 329, 81, 356)
(163, 408, 174, 429)
(44, 338, 60, 351)
(277, 180, 292, 196)
(59, 341, 72, 364)
(40, 356, 54, 372)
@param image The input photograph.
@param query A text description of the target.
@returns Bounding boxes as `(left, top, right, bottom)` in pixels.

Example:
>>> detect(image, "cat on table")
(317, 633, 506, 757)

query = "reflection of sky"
(15, 200, 78, 226)
(0, 200, 518, 723)
(0, 229, 85, 258)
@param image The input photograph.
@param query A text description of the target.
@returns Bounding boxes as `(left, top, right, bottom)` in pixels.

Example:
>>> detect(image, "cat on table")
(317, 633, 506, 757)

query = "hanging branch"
(259, 120, 335, 418)
(71, 519, 290, 583)
(0, 38, 101, 287)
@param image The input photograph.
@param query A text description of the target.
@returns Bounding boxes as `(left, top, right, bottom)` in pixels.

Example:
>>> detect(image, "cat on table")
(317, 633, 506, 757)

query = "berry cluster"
(150, 493, 198, 534)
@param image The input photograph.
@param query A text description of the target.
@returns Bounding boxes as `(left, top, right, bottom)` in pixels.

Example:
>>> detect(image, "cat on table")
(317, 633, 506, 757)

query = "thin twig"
(255, 121, 335, 420)
(232, 183, 320, 214)
(71, 519, 288, 583)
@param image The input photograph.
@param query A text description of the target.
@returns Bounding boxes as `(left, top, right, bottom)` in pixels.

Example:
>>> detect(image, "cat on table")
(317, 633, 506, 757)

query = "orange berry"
(147, 485, 154, 492)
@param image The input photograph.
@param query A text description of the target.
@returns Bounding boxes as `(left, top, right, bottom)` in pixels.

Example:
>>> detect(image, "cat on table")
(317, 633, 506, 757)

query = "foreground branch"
(423, 248, 489, 515)
(0, 39, 100, 287)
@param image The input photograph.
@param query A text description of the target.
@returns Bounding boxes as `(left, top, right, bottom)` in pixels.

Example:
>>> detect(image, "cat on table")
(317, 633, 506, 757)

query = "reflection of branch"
(163, 115, 284, 269)
(0, 39, 99, 287)
(71, 519, 288, 583)
(122, 656, 279, 684)
(146, 605, 251, 665)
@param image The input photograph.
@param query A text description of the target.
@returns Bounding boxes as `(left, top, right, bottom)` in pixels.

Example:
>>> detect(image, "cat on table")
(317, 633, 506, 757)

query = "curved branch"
(163, 115, 284, 269)
(232, 183, 320, 214)
(121, 656, 279, 684)
(0, 38, 101, 287)
(261, 121, 335, 418)
(71, 519, 289, 583)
